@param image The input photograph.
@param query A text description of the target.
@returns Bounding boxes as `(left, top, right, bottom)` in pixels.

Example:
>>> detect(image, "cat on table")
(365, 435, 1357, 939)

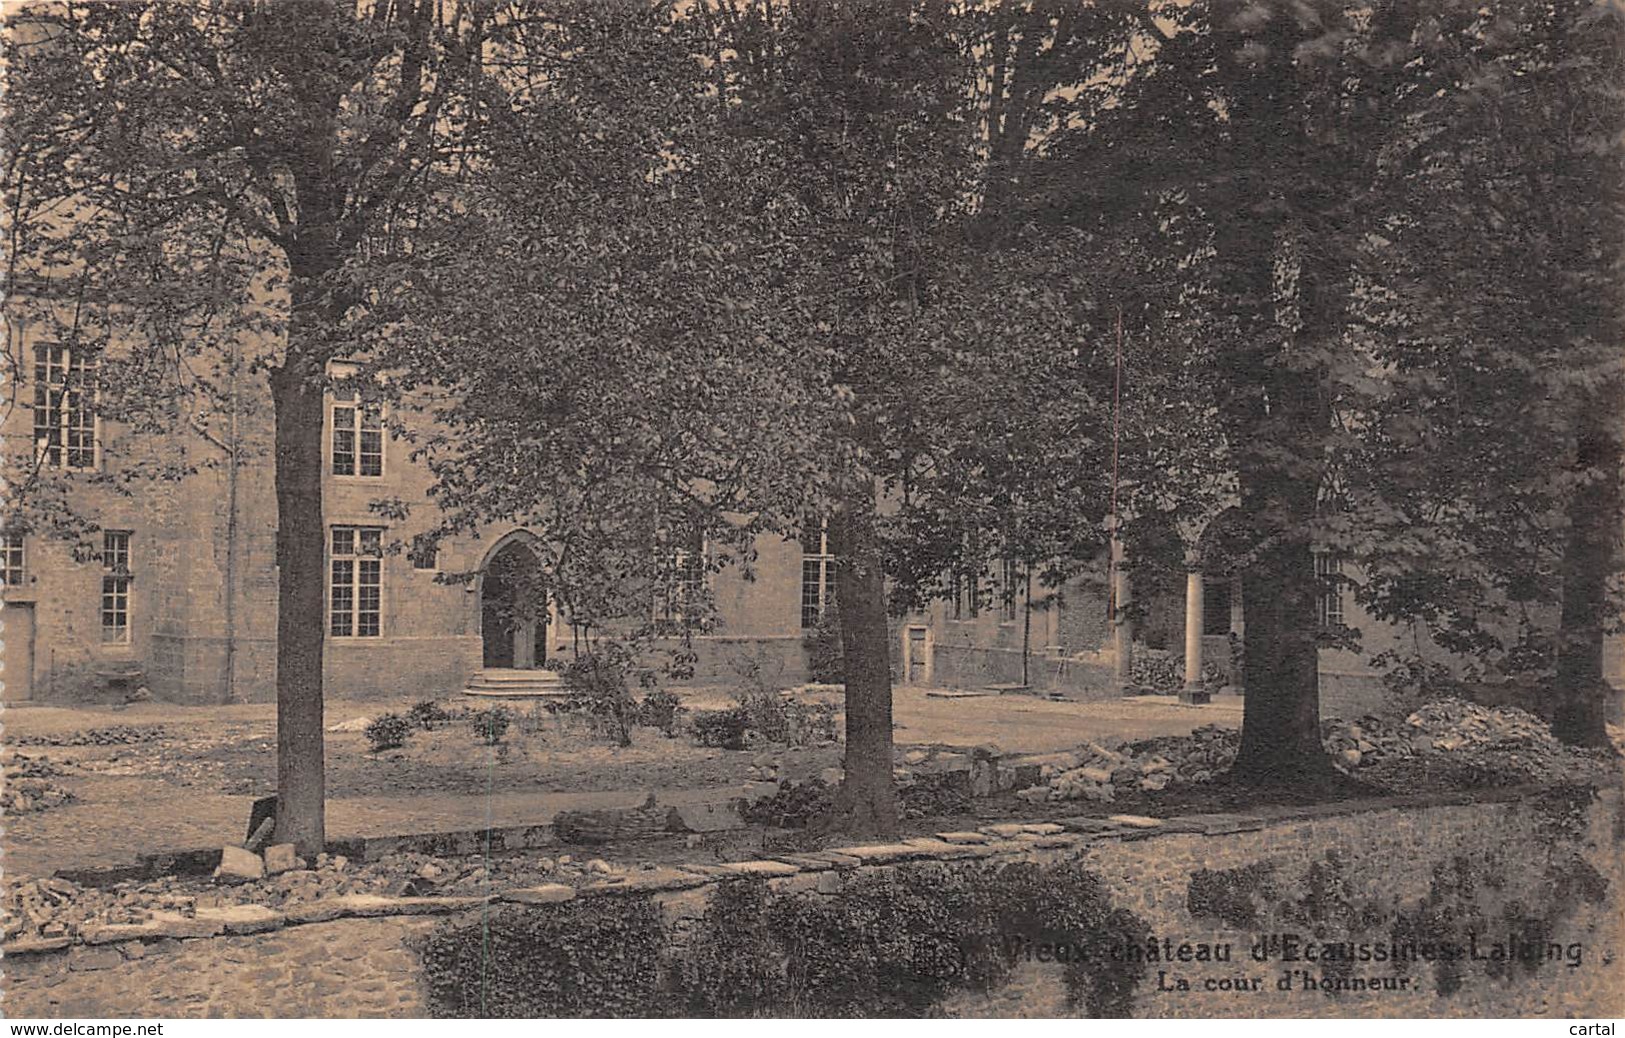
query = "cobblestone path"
(4, 917, 437, 1018)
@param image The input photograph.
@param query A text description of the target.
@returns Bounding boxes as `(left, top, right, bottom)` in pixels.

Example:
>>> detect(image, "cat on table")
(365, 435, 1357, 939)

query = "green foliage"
(741, 779, 835, 830)
(364, 713, 414, 753)
(681, 861, 1150, 1017)
(1186, 864, 1278, 930)
(632, 689, 682, 736)
(1195, 831, 1608, 1001)
(802, 606, 846, 685)
(728, 656, 838, 747)
(689, 708, 749, 750)
(418, 899, 668, 1018)
(468, 708, 511, 746)
(407, 700, 452, 731)
(561, 642, 651, 747)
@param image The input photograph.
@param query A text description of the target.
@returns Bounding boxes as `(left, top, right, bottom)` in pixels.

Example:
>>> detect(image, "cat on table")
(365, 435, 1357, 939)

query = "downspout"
(222, 344, 240, 702)
(1021, 568, 1032, 688)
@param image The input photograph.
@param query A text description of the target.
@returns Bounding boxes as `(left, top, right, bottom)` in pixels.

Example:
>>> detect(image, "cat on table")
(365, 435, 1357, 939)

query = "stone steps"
(462, 668, 568, 699)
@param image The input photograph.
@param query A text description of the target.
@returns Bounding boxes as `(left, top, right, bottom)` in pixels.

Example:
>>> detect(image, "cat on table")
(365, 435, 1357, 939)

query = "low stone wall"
(6, 787, 1620, 1018)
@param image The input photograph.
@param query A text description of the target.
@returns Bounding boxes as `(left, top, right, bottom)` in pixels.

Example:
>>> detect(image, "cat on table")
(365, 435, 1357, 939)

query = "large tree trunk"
(1229, 482, 1332, 785)
(270, 312, 330, 855)
(1552, 404, 1623, 748)
(829, 476, 899, 837)
(1221, 216, 1342, 786)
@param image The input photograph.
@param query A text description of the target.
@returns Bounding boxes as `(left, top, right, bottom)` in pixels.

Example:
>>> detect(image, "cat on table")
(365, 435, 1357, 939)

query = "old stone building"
(3, 302, 1617, 717)
(0, 306, 835, 703)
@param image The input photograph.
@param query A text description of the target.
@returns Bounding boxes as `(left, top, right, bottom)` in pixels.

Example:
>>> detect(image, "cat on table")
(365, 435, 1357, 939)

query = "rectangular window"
(800, 521, 835, 629)
(331, 398, 384, 477)
(409, 536, 439, 572)
(100, 530, 131, 643)
(1316, 554, 1345, 628)
(33, 343, 98, 470)
(953, 569, 979, 620)
(0, 533, 24, 587)
(330, 526, 384, 637)
(999, 559, 1022, 622)
(656, 531, 708, 630)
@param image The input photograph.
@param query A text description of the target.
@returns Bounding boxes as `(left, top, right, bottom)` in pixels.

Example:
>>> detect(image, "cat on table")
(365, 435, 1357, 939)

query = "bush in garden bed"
(633, 688, 682, 735)
(562, 642, 654, 747)
(408, 699, 453, 731)
(468, 707, 512, 745)
(690, 707, 750, 749)
(680, 860, 1150, 1017)
(419, 899, 668, 1018)
(365, 713, 414, 752)
(416, 857, 1149, 1018)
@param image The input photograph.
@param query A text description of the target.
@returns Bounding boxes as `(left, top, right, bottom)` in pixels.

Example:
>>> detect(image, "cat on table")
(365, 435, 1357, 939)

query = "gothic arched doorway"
(480, 536, 549, 669)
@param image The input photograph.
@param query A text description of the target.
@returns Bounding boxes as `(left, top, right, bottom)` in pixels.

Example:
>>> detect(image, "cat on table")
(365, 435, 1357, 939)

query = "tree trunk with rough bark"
(829, 477, 899, 837)
(270, 346, 328, 854)
(1552, 403, 1622, 748)
(270, 77, 346, 853)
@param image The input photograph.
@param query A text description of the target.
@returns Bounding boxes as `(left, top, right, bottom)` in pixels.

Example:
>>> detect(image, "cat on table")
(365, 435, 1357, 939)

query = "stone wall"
(5, 787, 1618, 1018)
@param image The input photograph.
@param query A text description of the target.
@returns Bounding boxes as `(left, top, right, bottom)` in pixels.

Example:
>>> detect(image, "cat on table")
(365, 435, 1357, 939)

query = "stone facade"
(5, 304, 1619, 714)
(0, 313, 817, 705)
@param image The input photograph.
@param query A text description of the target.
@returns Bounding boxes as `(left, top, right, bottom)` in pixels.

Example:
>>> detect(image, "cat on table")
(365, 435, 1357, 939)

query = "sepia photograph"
(0, 0, 1621, 1023)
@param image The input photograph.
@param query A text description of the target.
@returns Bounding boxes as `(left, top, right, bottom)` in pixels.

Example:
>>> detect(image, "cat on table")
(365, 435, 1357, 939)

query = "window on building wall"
(800, 521, 836, 629)
(331, 395, 384, 477)
(953, 568, 979, 620)
(409, 536, 439, 572)
(655, 529, 708, 631)
(100, 530, 132, 643)
(0, 533, 24, 587)
(999, 559, 1022, 622)
(330, 526, 384, 637)
(1203, 577, 1232, 636)
(33, 343, 99, 470)
(1316, 553, 1345, 628)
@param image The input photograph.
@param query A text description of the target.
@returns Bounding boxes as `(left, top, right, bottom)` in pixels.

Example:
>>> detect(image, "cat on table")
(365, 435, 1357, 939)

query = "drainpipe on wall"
(221, 344, 241, 702)
(1021, 569, 1032, 688)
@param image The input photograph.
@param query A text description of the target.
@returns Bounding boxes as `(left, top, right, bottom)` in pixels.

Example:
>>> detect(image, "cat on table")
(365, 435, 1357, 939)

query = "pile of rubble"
(2, 847, 638, 946)
(1016, 697, 1616, 805)
(12, 725, 166, 748)
(2, 756, 79, 815)
(1322, 698, 1616, 786)
(1015, 725, 1238, 804)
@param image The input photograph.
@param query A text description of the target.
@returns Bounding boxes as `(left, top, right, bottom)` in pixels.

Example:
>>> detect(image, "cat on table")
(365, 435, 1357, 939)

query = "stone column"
(1111, 535, 1134, 694)
(1182, 569, 1210, 704)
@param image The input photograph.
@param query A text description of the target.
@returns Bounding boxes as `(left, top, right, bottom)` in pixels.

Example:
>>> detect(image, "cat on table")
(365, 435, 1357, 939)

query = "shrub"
(785, 697, 839, 745)
(418, 900, 668, 1018)
(364, 713, 414, 753)
(727, 655, 836, 747)
(680, 859, 1150, 1017)
(407, 699, 451, 730)
(690, 707, 749, 749)
(469, 707, 511, 745)
(633, 688, 682, 735)
(802, 605, 845, 684)
(741, 778, 834, 829)
(736, 688, 791, 744)
(562, 642, 652, 747)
